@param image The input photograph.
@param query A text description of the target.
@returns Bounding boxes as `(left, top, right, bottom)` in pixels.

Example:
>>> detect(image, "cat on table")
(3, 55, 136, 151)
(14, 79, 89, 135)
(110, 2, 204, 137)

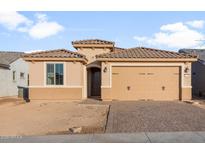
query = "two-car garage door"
(111, 66, 180, 101)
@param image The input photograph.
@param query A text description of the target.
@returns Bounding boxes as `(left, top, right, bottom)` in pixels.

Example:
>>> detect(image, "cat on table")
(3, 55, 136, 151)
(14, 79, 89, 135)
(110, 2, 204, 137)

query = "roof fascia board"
(23, 57, 88, 64)
(96, 58, 197, 62)
(0, 64, 10, 69)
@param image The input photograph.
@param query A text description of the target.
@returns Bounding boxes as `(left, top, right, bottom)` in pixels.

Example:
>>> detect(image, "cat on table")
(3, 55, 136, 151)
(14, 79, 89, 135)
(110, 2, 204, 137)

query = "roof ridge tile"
(72, 39, 114, 45)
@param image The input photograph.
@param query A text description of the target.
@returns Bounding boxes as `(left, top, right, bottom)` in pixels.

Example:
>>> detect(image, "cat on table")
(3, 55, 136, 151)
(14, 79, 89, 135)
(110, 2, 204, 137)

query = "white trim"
(109, 64, 112, 88)
(103, 63, 187, 88)
(64, 62, 66, 86)
(83, 65, 87, 98)
(29, 86, 82, 88)
(44, 62, 66, 87)
(181, 64, 184, 88)
(182, 86, 192, 88)
(101, 86, 111, 88)
(44, 62, 46, 87)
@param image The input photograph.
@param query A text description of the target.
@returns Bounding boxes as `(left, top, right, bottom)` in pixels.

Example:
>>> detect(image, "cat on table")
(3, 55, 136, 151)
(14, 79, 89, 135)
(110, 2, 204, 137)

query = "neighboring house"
(23, 39, 197, 101)
(179, 49, 205, 96)
(0, 52, 29, 97)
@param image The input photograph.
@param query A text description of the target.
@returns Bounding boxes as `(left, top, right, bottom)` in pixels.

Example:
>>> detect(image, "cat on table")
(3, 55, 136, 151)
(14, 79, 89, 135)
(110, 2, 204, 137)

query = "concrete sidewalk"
(1, 131, 205, 143)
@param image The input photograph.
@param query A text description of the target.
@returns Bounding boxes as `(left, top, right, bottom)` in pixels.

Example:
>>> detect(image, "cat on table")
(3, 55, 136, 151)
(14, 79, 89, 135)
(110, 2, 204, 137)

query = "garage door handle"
(162, 86, 165, 91)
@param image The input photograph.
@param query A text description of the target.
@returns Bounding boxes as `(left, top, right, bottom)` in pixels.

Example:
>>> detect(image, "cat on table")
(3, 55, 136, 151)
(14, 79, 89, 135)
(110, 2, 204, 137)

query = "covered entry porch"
(86, 62, 101, 99)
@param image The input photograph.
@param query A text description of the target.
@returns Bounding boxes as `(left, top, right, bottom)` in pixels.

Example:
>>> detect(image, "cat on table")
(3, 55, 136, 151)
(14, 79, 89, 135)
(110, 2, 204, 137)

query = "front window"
(46, 63, 64, 85)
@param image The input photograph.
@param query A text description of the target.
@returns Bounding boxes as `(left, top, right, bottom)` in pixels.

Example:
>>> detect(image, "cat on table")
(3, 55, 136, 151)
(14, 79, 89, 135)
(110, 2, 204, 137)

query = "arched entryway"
(87, 67, 101, 98)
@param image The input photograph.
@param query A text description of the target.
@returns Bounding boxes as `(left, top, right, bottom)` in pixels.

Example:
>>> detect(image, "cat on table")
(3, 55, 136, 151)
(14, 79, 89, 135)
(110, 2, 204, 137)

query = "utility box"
(18, 86, 29, 101)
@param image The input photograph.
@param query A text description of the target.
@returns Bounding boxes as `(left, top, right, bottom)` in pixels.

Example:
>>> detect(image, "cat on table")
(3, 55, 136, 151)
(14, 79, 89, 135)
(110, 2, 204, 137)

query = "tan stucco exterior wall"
(29, 62, 44, 86)
(181, 88, 192, 100)
(28, 56, 193, 101)
(77, 48, 111, 63)
(183, 62, 192, 87)
(181, 62, 192, 100)
(76, 47, 111, 98)
(28, 61, 84, 100)
(101, 62, 111, 87)
(101, 61, 193, 101)
(29, 61, 83, 87)
(66, 62, 83, 86)
(29, 88, 82, 100)
(101, 88, 112, 101)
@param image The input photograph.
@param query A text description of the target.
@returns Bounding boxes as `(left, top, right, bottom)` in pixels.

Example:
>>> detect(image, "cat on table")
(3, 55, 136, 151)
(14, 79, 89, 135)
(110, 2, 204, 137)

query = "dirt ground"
(0, 97, 109, 136)
(0, 97, 24, 105)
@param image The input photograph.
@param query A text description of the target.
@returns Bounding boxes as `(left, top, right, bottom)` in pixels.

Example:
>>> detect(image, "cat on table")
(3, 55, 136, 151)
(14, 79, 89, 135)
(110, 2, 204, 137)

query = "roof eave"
(23, 57, 88, 64)
(96, 58, 198, 62)
(0, 63, 10, 69)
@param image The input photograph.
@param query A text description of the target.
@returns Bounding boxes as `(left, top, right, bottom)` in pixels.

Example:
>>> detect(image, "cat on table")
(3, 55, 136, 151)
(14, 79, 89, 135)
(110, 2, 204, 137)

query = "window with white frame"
(46, 63, 64, 85)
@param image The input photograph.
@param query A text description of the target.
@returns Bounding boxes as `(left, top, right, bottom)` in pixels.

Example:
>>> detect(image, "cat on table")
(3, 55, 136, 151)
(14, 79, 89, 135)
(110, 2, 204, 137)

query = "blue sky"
(0, 11, 205, 52)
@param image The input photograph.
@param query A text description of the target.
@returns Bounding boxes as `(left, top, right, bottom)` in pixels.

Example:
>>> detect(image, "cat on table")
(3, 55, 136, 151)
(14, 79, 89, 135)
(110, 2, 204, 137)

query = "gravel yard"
(0, 98, 109, 136)
(105, 101, 205, 133)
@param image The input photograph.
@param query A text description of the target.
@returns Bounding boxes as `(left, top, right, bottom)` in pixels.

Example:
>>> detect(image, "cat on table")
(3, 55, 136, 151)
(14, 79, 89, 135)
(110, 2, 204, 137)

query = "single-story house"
(23, 39, 197, 101)
(179, 49, 205, 97)
(0, 52, 29, 97)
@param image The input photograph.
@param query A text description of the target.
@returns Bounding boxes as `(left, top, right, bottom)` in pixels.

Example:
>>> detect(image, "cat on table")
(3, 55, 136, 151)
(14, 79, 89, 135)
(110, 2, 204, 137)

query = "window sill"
(29, 85, 82, 88)
(45, 85, 65, 87)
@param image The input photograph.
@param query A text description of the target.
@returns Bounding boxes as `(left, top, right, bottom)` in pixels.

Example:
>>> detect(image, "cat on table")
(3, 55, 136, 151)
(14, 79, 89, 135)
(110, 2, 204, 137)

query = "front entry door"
(91, 68, 101, 96)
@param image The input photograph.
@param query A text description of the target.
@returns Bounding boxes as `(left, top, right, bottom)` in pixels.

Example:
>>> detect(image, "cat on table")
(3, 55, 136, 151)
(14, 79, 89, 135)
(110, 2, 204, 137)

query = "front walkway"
(1, 131, 205, 143)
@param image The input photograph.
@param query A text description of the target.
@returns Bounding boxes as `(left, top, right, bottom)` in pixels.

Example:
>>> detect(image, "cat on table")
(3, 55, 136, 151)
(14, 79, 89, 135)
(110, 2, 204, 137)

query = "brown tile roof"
(113, 47, 126, 52)
(23, 49, 87, 61)
(0, 51, 24, 68)
(96, 47, 197, 59)
(72, 39, 114, 45)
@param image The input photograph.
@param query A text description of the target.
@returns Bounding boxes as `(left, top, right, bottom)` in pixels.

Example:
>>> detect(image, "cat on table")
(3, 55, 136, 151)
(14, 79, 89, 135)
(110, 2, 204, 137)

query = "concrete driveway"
(105, 101, 205, 133)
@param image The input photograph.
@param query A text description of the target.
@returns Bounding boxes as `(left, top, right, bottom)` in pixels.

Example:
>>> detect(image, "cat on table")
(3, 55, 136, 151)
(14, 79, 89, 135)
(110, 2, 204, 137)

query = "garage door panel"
(111, 66, 180, 101)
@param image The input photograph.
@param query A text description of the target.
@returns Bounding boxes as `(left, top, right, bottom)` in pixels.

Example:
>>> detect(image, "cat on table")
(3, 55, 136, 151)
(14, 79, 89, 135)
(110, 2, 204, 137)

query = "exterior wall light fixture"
(103, 67, 107, 73)
(184, 67, 189, 73)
